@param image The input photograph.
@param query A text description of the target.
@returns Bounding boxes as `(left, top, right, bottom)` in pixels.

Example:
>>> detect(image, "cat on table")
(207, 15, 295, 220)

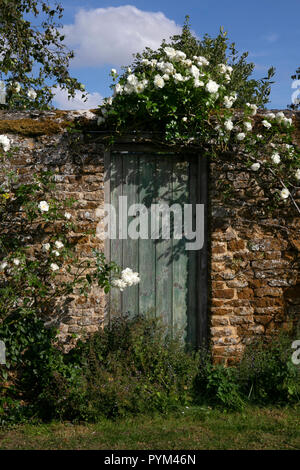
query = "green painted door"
(108, 151, 201, 345)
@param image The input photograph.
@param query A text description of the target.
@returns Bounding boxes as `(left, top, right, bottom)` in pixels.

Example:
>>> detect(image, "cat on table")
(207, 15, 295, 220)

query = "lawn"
(1, 406, 300, 450)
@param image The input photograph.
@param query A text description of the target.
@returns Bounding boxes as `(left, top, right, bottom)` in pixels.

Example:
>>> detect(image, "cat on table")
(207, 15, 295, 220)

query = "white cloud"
(53, 87, 102, 110)
(62, 5, 181, 67)
(264, 33, 279, 43)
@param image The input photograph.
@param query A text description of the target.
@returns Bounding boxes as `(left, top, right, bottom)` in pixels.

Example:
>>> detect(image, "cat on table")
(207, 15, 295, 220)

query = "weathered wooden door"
(105, 150, 207, 347)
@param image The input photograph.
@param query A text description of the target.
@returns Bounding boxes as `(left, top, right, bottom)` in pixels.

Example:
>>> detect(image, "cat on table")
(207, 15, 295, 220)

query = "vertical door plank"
(155, 156, 173, 328)
(197, 155, 208, 348)
(109, 152, 123, 316)
(187, 156, 198, 347)
(138, 155, 156, 317)
(172, 157, 189, 341)
(122, 154, 139, 316)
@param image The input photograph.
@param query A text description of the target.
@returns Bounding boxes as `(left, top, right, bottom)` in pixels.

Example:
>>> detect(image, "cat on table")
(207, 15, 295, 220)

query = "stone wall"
(0, 109, 299, 361)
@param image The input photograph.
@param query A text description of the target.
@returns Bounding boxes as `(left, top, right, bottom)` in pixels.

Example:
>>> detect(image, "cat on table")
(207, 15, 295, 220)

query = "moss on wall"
(0, 117, 72, 137)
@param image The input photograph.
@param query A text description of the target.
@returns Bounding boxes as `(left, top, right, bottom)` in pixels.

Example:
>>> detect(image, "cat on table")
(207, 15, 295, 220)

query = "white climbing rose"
(205, 80, 219, 94)
(27, 88, 37, 100)
(42, 243, 51, 252)
(224, 120, 233, 131)
(38, 201, 49, 212)
(55, 241, 64, 249)
(0, 135, 11, 152)
(262, 120, 272, 129)
(251, 162, 260, 171)
(50, 263, 59, 271)
(244, 121, 252, 132)
(280, 188, 290, 199)
(237, 132, 246, 141)
(153, 75, 165, 89)
(271, 153, 281, 164)
(12, 82, 21, 93)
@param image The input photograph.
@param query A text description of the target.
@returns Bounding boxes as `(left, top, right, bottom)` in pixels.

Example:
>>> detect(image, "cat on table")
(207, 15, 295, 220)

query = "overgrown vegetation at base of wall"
(0, 314, 300, 425)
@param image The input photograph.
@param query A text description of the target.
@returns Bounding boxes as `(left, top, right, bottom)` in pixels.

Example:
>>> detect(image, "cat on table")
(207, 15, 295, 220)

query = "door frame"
(104, 145, 208, 348)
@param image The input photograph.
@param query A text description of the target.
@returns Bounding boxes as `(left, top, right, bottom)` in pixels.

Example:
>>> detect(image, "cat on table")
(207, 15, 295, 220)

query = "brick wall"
(0, 109, 299, 361)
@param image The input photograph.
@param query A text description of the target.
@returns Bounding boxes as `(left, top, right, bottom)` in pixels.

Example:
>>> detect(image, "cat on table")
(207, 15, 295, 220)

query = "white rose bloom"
(0, 262, 8, 270)
(275, 111, 285, 123)
(150, 59, 157, 67)
(271, 153, 281, 164)
(111, 278, 127, 291)
(218, 64, 227, 73)
(244, 121, 252, 132)
(174, 51, 186, 61)
(52, 250, 60, 257)
(42, 243, 51, 252)
(197, 56, 209, 66)
(38, 200, 49, 212)
(135, 82, 146, 93)
(127, 74, 138, 86)
(121, 267, 140, 286)
(190, 65, 200, 78)
(280, 188, 290, 199)
(262, 120, 272, 129)
(256, 134, 263, 139)
(237, 132, 246, 141)
(13, 258, 20, 266)
(105, 96, 113, 105)
(205, 80, 219, 94)
(183, 59, 192, 67)
(153, 75, 165, 89)
(111, 68, 117, 74)
(246, 103, 257, 116)
(282, 117, 292, 127)
(295, 169, 300, 181)
(251, 162, 261, 171)
(55, 240, 64, 249)
(50, 263, 59, 271)
(124, 84, 134, 94)
(27, 88, 37, 100)
(156, 61, 166, 71)
(226, 65, 233, 73)
(0, 135, 11, 152)
(64, 212, 72, 220)
(114, 83, 123, 95)
(164, 47, 176, 59)
(194, 79, 204, 88)
(224, 74, 231, 83)
(162, 74, 170, 81)
(174, 73, 184, 83)
(12, 82, 21, 93)
(224, 120, 233, 131)
(182, 117, 188, 122)
(223, 96, 233, 108)
(265, 112, 275, 120)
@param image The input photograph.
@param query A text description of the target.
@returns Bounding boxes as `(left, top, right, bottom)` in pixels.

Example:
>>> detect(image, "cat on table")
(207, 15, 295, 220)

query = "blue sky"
(52, 0, 300, 110)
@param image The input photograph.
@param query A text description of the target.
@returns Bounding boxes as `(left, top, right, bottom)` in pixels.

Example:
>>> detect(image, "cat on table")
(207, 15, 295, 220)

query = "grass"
(1, 406, 300, 450)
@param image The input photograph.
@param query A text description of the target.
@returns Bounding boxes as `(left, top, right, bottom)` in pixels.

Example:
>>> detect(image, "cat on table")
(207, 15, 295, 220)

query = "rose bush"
(96, 22, 300, 214)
